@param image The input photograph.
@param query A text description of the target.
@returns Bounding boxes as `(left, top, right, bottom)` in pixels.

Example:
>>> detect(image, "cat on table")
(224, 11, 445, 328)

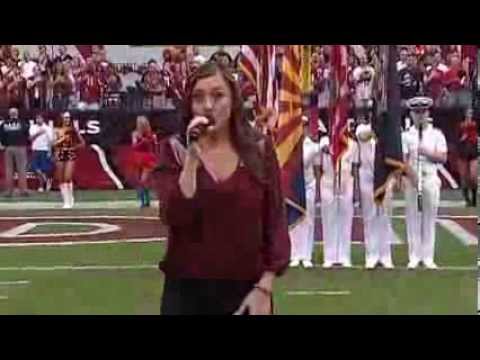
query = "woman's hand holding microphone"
(179, 116, 214, 199)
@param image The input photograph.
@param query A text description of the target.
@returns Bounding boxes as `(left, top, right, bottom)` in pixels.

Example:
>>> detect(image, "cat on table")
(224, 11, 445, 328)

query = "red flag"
(329, 45, 350, 170)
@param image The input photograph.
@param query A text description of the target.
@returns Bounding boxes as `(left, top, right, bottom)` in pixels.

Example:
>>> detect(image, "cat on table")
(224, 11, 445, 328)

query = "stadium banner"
(0, 109, 182, 190)
(0, 107, 468, 191)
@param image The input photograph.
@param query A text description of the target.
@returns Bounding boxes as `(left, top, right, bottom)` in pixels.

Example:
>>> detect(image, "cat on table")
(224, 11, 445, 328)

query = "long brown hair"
(182, 61, 266, 182)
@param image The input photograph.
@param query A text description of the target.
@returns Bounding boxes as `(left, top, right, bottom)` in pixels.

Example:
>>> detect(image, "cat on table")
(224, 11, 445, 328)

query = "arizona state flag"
(374, 45, 405, 205)
(275, 45, 306, 229)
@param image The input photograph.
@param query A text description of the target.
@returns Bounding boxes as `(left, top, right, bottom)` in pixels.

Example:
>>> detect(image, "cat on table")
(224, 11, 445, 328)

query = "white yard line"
(286, 290, 351, 296)
(0, 237, 165, 248)
(0, 280, 30, 286)
(437, 219, 478, 246)
(0, 296, 8, 300)
(0, 199, 470, 210)
(0, 264, 474, 272)
(0, 264, 158, 272)
(0, 201, 154, 210)
(0, 216, 158, 221)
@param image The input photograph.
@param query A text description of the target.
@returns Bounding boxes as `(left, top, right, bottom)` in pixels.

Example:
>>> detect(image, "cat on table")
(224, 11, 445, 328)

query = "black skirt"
(161, 278, 259, 315)
(458, 142, 478, 161)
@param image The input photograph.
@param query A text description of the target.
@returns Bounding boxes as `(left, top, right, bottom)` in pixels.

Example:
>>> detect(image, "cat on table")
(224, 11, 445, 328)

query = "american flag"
(329, 45, 350, 171)
(239, 45, 277, 111)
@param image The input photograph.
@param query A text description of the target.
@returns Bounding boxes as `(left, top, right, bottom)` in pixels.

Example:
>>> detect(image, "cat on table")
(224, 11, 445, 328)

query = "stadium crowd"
(307, 45, 477, 128)
(0, 45, 238, 112)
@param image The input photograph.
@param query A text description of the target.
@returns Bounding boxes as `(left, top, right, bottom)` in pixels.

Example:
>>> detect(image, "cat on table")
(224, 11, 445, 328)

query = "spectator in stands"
(397, 47, 409, 72)
(36, 45, 52, 73)
(10, 47, 21, 66)
(210, 49, 233, 68)
(347, 51, 359, 93)
(70, 56, 84, 106)
(352, 54, 376, 110)
(93, 45, 107, 65)
(51, 62, 72, 111)
(35, 45, 52, 110)
(399, 52, 422, 103)
(141, 60, 166, 109)
(0, 72, 9, 109)
(313, 52, 331, 131)
(162, 48, 174, 75)
(0, 45, 12, 59)
(442, 52, 470, 109)
(103, 64, 123, 108)
(423, 50, 448, 105)
(188, 55, 206, 75)
(0, 107, 30, 197)
(78, 58, 102, 110)
(28, 65, 45, 110)
(6, 62, 25, 109)
(0, 46, 6, 62)
(20, 50, 39, 109)
(54, 45, 73, 64)
(105, 64, 122, 93)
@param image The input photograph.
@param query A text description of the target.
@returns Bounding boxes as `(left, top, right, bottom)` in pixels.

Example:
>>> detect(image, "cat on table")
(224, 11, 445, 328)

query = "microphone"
(188, 116, 213, 144)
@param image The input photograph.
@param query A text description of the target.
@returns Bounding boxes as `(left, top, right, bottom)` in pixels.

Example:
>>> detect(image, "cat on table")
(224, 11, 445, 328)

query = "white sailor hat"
(406, 97, 433, 111)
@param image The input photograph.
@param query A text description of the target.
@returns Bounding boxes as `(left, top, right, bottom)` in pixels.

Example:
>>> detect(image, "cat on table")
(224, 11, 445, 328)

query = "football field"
(0, 190, 476, 315)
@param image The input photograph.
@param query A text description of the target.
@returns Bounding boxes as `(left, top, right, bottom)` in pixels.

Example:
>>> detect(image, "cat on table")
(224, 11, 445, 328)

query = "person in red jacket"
(131, 115, 158, 208)
(457, 108, 478, 207)
(154, 61, 290, 315)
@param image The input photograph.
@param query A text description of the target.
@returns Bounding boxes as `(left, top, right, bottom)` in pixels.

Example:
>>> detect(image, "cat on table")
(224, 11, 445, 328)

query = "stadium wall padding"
(0, 107, 474, 190)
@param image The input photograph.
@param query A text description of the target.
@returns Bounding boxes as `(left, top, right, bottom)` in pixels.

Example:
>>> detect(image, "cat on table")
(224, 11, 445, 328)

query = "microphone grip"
(187, 117, 213, 143)
(188, 123, 209, 144)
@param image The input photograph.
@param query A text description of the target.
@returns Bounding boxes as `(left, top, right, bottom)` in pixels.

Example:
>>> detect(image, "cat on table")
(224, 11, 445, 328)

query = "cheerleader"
(457, 108, 478, 207)
(53, 112, 86, 209)
(131, 116, 158, 208)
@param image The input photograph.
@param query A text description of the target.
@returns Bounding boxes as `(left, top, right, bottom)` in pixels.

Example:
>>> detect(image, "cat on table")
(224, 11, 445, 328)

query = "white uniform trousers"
(320, 176, 353, 265)
(359, 171, 394, 265)
(405, 175, 441, 264)
(290, 182, 317, 262)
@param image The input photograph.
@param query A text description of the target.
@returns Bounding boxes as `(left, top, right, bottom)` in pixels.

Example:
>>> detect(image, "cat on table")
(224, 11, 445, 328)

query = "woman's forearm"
(178, 155, 199, 199)
(256, 271, 275, 292)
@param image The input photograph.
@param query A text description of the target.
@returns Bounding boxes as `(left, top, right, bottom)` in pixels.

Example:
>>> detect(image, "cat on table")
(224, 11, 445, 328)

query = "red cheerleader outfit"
(132, 133, 158, 172)
(458, 121, 478, 161)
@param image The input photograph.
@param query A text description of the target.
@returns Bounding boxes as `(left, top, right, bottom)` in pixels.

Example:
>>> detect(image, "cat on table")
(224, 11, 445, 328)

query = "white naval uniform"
(355, 125, 395, 267)
(402, 123, 447, 265)
(289, 136, 321, 262)
(320, 136, 357, 266)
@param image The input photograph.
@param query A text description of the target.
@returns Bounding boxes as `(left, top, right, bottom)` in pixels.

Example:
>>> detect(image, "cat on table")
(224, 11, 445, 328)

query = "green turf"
(26, 224, 98, 235)
(0, 219, 475, 315)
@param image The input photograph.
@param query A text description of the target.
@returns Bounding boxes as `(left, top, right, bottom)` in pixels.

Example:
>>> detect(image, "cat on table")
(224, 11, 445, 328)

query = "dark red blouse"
(155, 136, 290, 281)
